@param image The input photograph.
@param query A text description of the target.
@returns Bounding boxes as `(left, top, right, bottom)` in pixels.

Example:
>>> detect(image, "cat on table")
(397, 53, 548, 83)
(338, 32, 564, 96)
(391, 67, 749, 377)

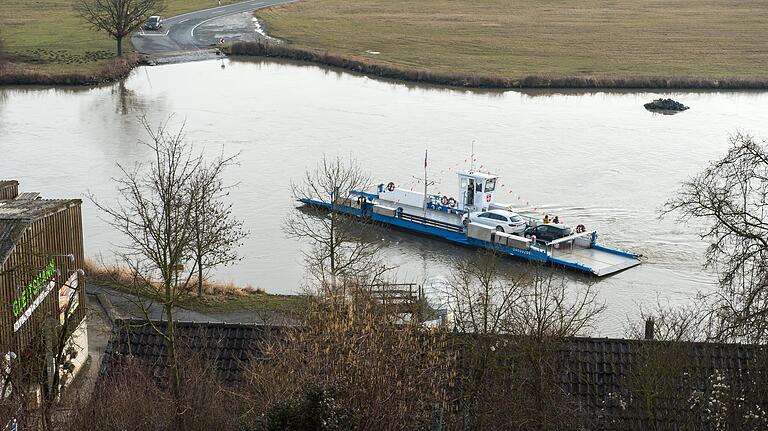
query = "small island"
(644, 98, 690, 112)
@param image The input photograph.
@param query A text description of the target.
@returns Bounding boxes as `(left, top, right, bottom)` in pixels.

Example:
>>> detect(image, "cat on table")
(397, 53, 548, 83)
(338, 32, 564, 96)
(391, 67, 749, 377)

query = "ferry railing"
(542, 230, 596, 254)
(426, 194, 466, 216)
(398, 211, 464, 232)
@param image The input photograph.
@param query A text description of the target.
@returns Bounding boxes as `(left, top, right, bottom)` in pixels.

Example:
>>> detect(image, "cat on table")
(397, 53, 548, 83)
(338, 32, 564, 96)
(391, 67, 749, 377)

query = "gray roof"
(0, 198, 80, 267)
(101, 321, 768, 429)
(102, 319, 273, 384)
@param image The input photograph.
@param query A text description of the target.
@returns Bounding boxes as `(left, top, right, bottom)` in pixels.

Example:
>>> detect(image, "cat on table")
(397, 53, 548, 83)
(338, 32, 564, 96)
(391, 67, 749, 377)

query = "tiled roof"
(101, 321, 768, 429)
(559, 337, 767, 429)
(102, 319, 274, 384)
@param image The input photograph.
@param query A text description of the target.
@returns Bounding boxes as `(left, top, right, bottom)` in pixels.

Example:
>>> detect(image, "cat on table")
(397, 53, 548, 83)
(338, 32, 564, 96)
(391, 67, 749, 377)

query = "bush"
(266, 386, 351, 431)
(243, 293, 455, 430)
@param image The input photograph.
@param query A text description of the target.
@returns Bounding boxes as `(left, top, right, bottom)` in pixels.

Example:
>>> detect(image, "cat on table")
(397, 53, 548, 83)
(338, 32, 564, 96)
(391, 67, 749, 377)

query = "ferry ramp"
(550, 244, 640, 276)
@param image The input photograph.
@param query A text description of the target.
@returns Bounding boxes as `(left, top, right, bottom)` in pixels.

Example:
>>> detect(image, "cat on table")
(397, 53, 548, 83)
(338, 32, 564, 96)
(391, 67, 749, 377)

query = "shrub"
(266, 386, 351, 431)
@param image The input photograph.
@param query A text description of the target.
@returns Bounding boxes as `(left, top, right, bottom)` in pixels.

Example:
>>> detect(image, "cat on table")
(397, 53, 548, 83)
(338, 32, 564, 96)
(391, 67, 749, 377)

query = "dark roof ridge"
(113, 318, 284, 329)
(562, 335, 767, 349)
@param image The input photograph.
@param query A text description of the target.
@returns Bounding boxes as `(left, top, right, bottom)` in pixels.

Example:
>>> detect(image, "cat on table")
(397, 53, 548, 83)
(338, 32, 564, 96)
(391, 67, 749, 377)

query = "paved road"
(131, 0, 292, 55)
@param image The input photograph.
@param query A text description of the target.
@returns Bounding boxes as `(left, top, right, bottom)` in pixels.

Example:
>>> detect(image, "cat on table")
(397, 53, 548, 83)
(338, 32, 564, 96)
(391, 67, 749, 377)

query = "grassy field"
(256, 0, 768, 80)
(0, 0, 242, 74)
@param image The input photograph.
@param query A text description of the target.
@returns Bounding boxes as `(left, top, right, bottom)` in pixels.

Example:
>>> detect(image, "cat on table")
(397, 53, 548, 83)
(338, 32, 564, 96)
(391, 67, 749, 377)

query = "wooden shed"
(0, 180, 88, 390)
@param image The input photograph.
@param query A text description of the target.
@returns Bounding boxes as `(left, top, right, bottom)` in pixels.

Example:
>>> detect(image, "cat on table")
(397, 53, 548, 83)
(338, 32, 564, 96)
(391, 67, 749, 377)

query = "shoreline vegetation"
(250, 0, 768, 90)
(225, 41, 768, 90)
(84, 259, 306, 314)
(0, 55, 138, 86)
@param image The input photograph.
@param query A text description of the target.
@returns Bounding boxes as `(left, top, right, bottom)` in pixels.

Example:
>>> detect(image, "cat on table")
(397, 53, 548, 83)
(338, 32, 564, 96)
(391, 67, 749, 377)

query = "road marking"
(189, 2, 264, 42)
(177, 18, 189, 24)
(138, 30, 170, 37)
(169, 0, 266, 23)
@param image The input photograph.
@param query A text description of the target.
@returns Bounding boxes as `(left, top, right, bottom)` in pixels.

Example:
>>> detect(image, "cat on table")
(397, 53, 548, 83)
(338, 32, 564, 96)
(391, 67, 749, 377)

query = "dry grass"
(0, 54, 137, 85)
(84, 259, 306, 313)
(256, 0, 768, 85)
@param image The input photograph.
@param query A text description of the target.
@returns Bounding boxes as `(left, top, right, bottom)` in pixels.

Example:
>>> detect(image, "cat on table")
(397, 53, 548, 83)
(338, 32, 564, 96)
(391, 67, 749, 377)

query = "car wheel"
(495, 226, 504, 232)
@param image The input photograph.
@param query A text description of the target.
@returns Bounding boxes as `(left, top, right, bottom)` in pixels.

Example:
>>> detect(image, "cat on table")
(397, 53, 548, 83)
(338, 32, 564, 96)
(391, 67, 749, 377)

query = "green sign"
(12, 258, 56, 318)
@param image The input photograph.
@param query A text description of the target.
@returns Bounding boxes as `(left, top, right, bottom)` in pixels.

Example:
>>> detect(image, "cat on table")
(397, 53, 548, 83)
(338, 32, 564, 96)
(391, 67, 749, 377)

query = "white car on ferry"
(468, 209, 527, 234)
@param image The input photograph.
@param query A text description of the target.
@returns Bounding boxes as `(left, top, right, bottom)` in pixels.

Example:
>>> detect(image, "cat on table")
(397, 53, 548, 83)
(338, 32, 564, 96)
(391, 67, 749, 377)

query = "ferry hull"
(299, 198, 641, 277)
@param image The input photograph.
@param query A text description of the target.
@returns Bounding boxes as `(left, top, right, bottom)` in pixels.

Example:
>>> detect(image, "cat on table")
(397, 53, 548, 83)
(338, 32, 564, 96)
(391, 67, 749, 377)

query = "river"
(2, 58, 767, 336)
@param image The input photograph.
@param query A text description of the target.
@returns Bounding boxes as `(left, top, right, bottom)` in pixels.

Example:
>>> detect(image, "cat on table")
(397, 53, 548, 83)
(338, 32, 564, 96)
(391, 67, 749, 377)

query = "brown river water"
(2, 58, 768, 335)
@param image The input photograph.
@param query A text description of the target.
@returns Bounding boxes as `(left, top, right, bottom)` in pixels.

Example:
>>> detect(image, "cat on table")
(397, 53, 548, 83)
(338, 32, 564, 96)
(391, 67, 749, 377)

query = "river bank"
(225, 41, 768, 90)
(0, 55, 139, 86)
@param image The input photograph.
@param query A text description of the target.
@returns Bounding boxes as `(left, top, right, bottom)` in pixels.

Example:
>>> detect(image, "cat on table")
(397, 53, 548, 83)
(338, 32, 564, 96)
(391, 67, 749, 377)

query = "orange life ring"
(386, 182, 395, 192)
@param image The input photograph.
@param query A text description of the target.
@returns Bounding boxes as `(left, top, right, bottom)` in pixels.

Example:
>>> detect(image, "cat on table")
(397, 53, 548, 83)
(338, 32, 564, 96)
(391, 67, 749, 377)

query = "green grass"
(256, 0, 768, 79)
(0, 0, 243, 74)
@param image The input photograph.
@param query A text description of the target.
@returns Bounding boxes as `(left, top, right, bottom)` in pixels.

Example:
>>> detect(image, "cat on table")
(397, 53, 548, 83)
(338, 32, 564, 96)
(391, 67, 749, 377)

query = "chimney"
(0, 180, 19, 200)
(644, 317, 655, 340)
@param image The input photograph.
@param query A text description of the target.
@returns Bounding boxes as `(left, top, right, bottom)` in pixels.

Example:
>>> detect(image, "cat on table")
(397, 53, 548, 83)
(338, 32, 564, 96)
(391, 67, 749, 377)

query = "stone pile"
(643, 98, 689, 111)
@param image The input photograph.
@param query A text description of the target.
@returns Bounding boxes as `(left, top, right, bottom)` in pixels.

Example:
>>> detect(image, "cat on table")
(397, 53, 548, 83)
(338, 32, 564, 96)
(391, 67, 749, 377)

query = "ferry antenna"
(470, 140, 476, 172)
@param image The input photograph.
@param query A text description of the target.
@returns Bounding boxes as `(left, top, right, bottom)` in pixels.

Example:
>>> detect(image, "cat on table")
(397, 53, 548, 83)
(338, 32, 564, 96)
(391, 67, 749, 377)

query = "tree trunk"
(166, 300, 180, 398)
(197, 254, 203, 297)
(116, 36, 123, 56)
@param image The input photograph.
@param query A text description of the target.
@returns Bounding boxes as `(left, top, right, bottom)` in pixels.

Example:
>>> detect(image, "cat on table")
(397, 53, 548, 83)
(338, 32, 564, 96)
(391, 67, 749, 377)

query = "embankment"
(225, 41, 768, 90)
(0, 55, 139, 86)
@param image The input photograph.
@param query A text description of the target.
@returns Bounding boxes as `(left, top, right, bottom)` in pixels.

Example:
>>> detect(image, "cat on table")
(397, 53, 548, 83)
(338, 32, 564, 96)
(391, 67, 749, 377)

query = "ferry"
(300, 165, 641, 277)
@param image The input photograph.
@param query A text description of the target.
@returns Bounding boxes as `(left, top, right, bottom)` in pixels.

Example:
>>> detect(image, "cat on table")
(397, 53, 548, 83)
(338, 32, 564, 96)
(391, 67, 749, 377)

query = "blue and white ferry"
(300, 168, 641, 277)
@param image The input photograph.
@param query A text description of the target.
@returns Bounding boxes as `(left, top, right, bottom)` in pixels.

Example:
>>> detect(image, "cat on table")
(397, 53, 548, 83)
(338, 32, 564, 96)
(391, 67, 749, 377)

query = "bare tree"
(90, 116, 238, 397)
(443, 253, 604, 338)
(243, 286, 453, 430)
(507, 267, 605, 339)
(190, 157, 248, 297)
(442, 254, 604, 429)
(284, 155, 389, 293)
(73, 0, 165, 56)
(664, 133, 768, 343)
(625, 296, 718, 342)
(443, 250, 524, 334)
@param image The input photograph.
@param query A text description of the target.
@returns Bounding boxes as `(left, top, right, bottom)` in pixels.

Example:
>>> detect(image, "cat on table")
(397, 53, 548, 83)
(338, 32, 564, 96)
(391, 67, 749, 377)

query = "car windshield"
(148, 17, 158, 22)
(509, 215, 522, 222)
(485, 178, 496, 192)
